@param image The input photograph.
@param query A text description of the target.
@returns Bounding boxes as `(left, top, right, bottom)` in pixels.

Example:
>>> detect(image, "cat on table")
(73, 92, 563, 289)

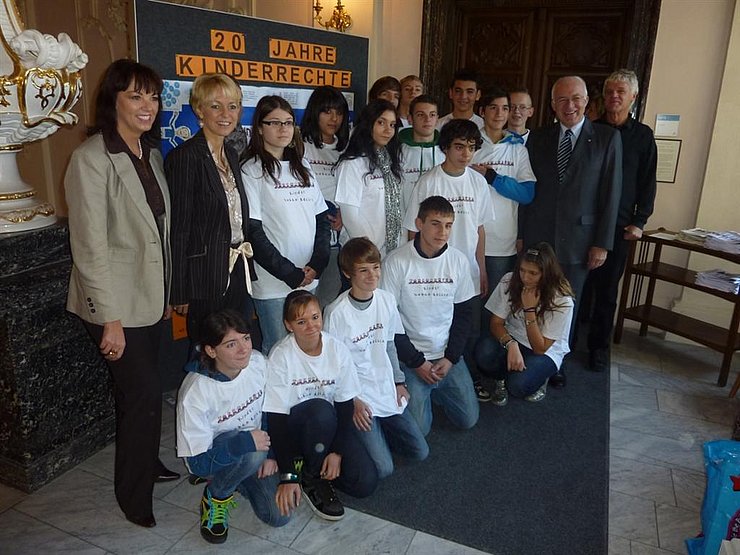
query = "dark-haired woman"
(166, 73, 253, 344)
(65, 59, 176, 527)
(475, 242, 574, 405)
(176, 309, 288, 544)
(368, 75, 401, 108)
(264, 291, 377, 522)
(301, 86, 350, 305)
(241, 95, 330, 355)
(334, 99, 403, 258)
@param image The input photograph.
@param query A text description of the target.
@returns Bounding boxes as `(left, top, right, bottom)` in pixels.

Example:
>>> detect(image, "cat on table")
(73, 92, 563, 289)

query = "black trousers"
(85, 320, 163, 519)
(585, 229, 631, 351)
(186, 254, 252, 345)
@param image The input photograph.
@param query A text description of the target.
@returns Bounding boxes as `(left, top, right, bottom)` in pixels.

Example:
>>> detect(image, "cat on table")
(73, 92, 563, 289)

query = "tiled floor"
(0, 328, 737, 554)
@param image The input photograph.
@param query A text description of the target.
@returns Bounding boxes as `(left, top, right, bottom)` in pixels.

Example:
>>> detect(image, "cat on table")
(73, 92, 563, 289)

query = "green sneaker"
(200, 486, 237, 544)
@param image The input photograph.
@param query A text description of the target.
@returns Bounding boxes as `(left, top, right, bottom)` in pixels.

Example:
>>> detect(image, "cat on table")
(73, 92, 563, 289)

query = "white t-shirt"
(402, 165, 494, 294)
(381, 240, 475, 360)
(471, 132, 537, 256)
(400, 143, 445, 217)
(324, 289, 405, 417)
(176, 352, 268, 458)
(303, 140, 341, 203)
(436, 112, 485, 130)
(242, 158, 326, 299)
(263, 332, 361, 414)
(485, 273, 574, 368)
(334, 156, 403, 257)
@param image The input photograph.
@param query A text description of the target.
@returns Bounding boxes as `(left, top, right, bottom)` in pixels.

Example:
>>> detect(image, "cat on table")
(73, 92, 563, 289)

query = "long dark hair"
(243, 95, 311, 187)
(199, 309, 252, 371)
(88, 58, 163, 146)
(507, 242, 574, 316)
(336, 99, 402, 180)
(301, 86, 350, 151)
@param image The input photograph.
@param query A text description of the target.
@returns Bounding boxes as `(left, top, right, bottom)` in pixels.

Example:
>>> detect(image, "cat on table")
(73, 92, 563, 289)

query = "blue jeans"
(253, 297, 288, 355)
(288, 399, 378, 498)
(475, 335, 558, 397)
(402, 359, 479, 436)
(355, 410, 429, 479)
(188, 431, 288, 527)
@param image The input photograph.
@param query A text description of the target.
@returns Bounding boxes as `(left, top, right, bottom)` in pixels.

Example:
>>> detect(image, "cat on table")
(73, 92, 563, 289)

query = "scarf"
(377, 146, 402, 252)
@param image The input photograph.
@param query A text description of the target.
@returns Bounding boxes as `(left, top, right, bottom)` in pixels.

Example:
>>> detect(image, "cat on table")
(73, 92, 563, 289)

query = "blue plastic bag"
(686, 440, 740, 554)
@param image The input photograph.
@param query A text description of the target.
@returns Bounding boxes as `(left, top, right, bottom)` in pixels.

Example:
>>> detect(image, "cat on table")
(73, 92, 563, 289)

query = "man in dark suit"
(585, 69, 657, 372)
(520, 75, 623, 387)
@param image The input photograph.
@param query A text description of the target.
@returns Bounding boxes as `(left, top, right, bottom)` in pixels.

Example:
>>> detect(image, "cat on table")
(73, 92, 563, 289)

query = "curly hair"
(507, 242, 574, 317)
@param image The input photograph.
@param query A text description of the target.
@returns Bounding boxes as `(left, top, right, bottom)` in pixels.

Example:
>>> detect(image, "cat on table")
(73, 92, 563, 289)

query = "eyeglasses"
(553, 95, 587, 106)
(510, 104, 532, 112)
(262, 120, 295, 128)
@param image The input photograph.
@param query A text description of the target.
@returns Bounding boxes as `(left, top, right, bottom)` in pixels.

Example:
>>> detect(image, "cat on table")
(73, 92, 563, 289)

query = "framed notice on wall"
(655, 138, 681, 183)
(134, 0, 369, 156)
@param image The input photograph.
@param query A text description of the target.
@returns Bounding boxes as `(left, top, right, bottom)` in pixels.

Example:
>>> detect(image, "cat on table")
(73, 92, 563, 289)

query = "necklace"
(136, 138, 143, 160)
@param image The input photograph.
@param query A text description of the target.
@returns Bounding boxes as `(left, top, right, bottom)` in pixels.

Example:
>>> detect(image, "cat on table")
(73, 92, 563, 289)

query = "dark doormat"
(345, 351, 609, 555)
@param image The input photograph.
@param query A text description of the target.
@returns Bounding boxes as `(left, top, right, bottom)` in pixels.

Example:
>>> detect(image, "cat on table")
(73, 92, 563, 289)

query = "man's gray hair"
(604, 69, 639, 96)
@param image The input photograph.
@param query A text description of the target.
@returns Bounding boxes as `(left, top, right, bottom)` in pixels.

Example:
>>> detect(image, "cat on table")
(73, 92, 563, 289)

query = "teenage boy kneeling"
(324, 237, 429, 478)
(381, 196, 479, 435)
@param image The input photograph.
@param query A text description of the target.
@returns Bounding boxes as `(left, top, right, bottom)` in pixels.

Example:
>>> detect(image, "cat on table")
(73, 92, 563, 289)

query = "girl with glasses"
(241, 95, 330, 355)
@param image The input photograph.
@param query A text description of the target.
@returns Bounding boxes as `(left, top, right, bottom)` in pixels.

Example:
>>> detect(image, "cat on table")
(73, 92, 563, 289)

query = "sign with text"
(135, 0, 368, 155)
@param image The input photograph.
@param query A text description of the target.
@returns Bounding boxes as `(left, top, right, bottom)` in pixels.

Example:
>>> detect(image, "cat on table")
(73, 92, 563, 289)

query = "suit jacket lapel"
(195, 131, 228, 208)
(108, 151, 159, 236)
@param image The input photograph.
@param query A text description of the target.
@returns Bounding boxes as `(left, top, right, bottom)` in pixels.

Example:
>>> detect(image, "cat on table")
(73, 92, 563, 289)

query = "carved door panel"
(459, 5, 632, 127)
(422, 0, 660, 128)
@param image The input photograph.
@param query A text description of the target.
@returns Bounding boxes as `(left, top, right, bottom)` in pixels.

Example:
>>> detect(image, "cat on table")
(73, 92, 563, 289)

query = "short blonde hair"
(189, 73, 242, 118)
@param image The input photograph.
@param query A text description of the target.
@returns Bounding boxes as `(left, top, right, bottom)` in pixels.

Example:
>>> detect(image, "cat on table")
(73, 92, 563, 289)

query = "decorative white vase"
(0, 0, 87, 234)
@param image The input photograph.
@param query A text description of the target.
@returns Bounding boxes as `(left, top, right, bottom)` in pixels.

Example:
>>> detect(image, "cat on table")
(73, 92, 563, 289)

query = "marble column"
(0, 222, 114, 492)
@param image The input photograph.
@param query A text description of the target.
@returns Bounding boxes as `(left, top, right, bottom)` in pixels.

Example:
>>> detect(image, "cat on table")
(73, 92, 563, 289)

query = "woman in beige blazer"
(65, 59, 177, 528)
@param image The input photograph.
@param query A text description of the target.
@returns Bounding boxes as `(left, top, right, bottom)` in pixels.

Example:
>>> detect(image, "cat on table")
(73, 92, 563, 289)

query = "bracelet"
(503, 338, 517, 349)
(499, 333, 512, 347)
(525, 319, 537, 327)
(395, 382, 407, 388)
(523, 307, 537, 313)
(279, 472, 300, 484)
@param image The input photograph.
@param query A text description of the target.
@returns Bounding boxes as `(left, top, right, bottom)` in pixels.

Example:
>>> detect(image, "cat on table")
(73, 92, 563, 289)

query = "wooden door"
(421, 0, 661, 127)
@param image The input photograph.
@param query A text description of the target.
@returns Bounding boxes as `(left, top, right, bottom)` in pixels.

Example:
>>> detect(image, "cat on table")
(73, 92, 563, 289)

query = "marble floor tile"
(610, 382, 659, 410)
(290, 508, 416, 555)
(656, 503, 701, 553)
(630, 540, 684, 554)
(0, 509, 106, 554)
(612, 334, 664, 371)
(76, 442, 115, 482)
(14, 467, 192, 553)
(608, 533, 631, 555)
(167, 524, 299, 554)
(671, 467, 706, 512)
(405, 531, 491, 555)
(608, 490, 658, 546)
(618, 363, 728, 398)
(611, 403, 729, 444)
(0, 481, 27, 513)
(657, 389, 737, 426)
(609, 455, 675, 505)
(610, 425, 704, 473)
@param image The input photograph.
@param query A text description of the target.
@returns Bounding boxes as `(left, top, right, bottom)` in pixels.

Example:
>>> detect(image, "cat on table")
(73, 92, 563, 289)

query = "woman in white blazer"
(65, 59, 177, 528)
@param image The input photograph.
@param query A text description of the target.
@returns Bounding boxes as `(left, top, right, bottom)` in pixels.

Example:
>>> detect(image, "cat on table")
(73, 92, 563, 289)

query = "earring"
(198, 120, 203, 128)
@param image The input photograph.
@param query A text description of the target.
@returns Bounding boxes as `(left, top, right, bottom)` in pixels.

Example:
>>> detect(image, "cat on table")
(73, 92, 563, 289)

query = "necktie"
(557, 129, 573, 182)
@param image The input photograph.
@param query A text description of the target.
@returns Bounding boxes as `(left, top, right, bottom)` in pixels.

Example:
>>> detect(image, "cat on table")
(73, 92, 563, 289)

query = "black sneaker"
(474, 381, 492, 402)
(302, 476, 344, 521)
(200, 486, 237, 544)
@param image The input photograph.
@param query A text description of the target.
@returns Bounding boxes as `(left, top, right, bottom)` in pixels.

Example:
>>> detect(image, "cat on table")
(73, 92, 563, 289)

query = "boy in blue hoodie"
(176, 309, 289, 544)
